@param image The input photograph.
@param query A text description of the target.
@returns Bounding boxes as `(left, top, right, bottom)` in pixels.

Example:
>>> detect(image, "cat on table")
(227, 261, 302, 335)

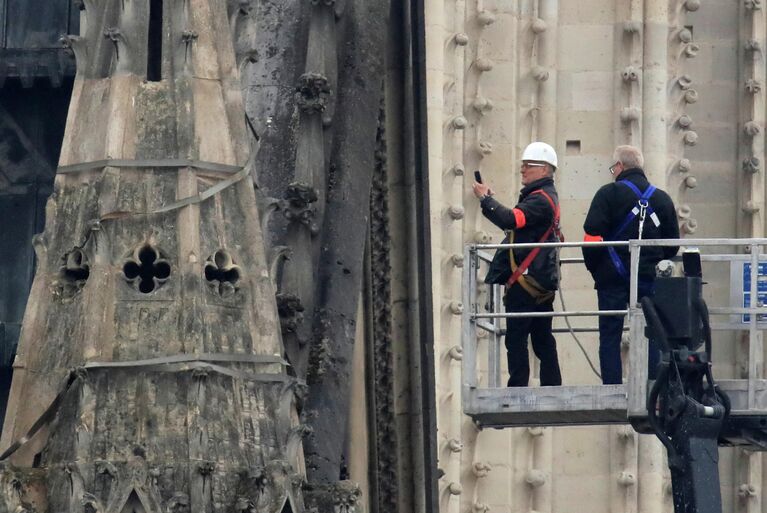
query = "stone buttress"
(0, 1, 304, 512)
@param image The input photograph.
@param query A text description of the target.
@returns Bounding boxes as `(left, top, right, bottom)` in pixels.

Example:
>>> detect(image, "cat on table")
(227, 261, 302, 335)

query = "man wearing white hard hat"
(472, 142, 563, 387)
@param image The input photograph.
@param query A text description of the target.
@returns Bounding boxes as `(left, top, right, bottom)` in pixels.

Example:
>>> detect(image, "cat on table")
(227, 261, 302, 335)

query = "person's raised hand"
(472, 181, 492, 199)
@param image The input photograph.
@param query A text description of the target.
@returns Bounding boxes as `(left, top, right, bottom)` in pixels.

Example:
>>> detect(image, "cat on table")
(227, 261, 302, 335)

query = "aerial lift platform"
(463, 238, 765, 434)
(462, 238, 767, 512)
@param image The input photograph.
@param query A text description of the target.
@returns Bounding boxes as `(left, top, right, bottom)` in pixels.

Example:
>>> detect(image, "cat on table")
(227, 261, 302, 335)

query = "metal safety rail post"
(462, 238, 767, 431)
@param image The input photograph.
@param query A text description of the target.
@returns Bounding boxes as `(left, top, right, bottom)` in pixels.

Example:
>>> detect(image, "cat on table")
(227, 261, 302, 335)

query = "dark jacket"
(482, 177, 560, 291)
(582, 168, 679, 289)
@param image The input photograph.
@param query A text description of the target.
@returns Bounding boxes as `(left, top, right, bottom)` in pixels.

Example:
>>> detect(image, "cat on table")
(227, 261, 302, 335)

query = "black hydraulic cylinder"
(642, 256, 729, 513)
(667, 399, 724, 513)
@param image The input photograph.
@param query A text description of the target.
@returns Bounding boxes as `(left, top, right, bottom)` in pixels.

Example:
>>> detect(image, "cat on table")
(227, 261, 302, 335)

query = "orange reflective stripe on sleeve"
(583, 233, 604, 242)
(512, 208, 526, 229)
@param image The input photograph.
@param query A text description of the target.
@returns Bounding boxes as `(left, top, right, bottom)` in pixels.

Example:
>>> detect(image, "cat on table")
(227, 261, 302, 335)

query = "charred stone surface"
(295, 73, 331, 114)
(367, 102, 398, 511)
(0, 1, 305, 512)
(276, 293, 305, 335)
(303, 480, 362, 513)
(301, 0, 389, 484)
(235, 0, 391, 495)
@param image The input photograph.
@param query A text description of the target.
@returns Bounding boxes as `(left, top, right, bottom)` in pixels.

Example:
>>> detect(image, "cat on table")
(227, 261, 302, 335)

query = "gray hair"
(613, 145, 644, 169)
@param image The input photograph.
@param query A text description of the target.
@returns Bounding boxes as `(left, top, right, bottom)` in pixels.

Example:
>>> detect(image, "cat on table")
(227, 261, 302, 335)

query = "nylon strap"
(608, 180, 657, 279)
(506, 189, 559, 288)
(0, 354, 296, 461)
(612, 181, 656, 237)
(0, 371, 80, 461)
(83, 360, 293, 383)
(98, 151, 255, 221)
(81, 352, 288, 368)
(507, 230, 556, 302)
(57, 159, 244, 175)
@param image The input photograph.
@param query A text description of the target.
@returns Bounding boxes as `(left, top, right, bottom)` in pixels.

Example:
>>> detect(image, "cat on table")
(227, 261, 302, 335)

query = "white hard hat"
(522, 141, 558, 169)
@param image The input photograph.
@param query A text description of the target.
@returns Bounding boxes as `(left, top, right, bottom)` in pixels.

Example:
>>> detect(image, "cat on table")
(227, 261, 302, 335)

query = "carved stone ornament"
(296, 72, 331, 113)
(745, 39, 762, 52)
(181, 30, 198, 61)
(531, 18, 547, 34)
(684, 43, 700, 58)
(682, 218, 698, 234)
(450, 116, 467, 129)
(745, 0, 762, 10)
(103, 27, 123, 59)
(746, 78, 762, 94)
(477, 140, 493, 156)
(472, 462, 491, 478)
(623, 21, 642, 33)
(276, 293, 305, 333)
(677, 75, 694, 90)
(477, 10, 496, 26)
(236, 0, 253, 15)
(235, 496, 256, 513)
(122, 243, 171, 293)
(743, 156, 761, 174)
(282, 182, 318, 225)
(81, 492, 105, 513)
(167, 492, 190, 513)
(677, 204, 692, 220)
(744, 121, 762, 136)
(53, 247, 90, 299)
(532, 66, 549, 82)
(683, 89, 699, 104)
(304, 481, 362, 513)
(453, 32, 469, 46)
(684, 0, 701, 11)
(234, 461, 299, 512)
(743, 200, 761, 214)
(448, 205, 465, 220)
(181, 30, 198, 44)
(197, 461, 215, 476)
(621, 66, 639, 82)
(620, 107, 640, 123)
(204, 249, 242, 296)
(473, 57, 494, 72)
(739, 483, 759, 497)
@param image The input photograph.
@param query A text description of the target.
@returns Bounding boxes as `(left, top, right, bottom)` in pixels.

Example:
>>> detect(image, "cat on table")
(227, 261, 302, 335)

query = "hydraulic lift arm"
(640, 252, 730, 513)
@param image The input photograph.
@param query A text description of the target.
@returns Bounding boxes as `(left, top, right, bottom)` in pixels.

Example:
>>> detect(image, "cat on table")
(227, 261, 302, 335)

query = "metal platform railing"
(462, 238, 767, 431)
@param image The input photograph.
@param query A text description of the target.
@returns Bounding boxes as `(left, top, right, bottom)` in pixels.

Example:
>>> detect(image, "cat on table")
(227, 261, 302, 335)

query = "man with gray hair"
(582, 145, 679, 384)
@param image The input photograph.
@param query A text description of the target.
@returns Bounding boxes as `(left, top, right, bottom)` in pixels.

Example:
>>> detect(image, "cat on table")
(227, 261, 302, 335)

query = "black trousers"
(504, 283, 562, 387)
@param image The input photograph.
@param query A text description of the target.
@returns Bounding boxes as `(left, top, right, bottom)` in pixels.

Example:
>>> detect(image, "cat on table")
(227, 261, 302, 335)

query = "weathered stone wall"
(425, 1, 762, 512)
(0, 1, 303, 512)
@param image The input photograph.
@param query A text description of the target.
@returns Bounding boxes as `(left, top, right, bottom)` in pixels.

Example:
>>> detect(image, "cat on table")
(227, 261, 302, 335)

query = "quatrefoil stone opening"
(55, 248, 90, 298)
(122, 244, 171, 293)
(204, 250, 241, 296)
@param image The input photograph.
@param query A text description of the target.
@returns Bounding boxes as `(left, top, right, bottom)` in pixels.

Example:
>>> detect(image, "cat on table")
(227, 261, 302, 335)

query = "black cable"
(641, 296, 670, 352)
(646, 363, 676, 458)
(705, 364, 730, 419)
(697, 297, 712, 359)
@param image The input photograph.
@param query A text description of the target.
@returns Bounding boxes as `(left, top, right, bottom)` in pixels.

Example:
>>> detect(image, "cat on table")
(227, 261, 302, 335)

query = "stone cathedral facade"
(0, 1, 765, 513)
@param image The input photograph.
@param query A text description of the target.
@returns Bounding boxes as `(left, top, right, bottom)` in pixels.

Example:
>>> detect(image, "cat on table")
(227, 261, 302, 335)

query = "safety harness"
(507, 189, 562, 303)
(606, 180, 660, 279)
